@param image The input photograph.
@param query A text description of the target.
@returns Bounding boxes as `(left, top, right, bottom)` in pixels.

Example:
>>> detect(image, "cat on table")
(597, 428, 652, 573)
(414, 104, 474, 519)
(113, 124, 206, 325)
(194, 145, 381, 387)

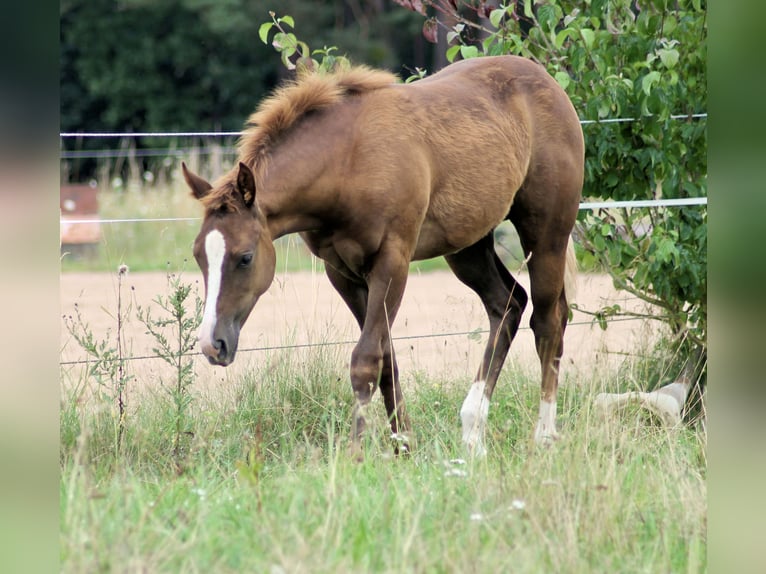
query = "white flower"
(191, 488, 207, 500)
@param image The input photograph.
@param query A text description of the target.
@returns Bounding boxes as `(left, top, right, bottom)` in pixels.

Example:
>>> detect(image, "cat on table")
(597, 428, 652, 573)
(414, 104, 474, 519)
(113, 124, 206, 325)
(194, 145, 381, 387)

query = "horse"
(182, 55, 584, 457)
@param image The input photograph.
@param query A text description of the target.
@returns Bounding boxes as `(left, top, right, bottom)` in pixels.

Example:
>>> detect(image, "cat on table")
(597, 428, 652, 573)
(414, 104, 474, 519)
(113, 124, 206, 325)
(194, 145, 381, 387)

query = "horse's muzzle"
(200, 334, 237, 366)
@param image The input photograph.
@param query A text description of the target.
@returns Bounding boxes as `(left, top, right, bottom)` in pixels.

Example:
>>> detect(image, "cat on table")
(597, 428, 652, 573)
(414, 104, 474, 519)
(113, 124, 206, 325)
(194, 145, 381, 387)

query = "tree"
(60, 0, 432, 181)
(393, 0, 707, 420)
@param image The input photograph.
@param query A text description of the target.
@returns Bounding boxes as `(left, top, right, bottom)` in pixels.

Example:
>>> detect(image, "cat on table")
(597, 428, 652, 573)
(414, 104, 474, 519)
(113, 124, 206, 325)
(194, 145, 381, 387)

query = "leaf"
(273, 33, 297, 56)
(554, 70, 570, 91)
(280, 51, 296, 71)
(278, 15, 294, 28)
(423, 18, 438, 44)
(537, 4, 559, 32)
(523, 0, 533, 19)
(489, 8, 506, 29)
(555, 28, 575, 49)
(258, 22, 273, 45)
(564, 8, 580, 27)
(657, 48, 679, 69)
(446, 45, 461, 63)
(641, 71, 661, 95)
(580, 28, 595, 50)
(460, 45, 480, 60)
(392, 0, 426, 15)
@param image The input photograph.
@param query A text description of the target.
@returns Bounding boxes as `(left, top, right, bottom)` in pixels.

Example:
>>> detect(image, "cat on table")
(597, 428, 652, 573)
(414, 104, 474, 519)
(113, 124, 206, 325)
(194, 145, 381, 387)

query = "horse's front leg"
(348, 245, 411, 459)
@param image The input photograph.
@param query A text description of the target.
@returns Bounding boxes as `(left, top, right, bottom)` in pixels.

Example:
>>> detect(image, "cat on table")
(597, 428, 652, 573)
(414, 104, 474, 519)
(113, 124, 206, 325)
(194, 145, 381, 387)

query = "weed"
(136, 269, 202, 472)
(62, 264, 133, 452)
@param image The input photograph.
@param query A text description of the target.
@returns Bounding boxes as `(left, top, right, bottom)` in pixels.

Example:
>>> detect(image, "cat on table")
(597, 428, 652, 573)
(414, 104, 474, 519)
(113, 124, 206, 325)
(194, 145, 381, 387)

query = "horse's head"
(182, 161, 276, 366)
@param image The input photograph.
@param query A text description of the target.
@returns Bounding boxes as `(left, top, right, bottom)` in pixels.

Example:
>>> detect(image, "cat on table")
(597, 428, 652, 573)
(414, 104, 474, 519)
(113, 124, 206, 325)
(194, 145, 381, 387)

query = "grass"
(60, 343, 707, 573)
(60, 177, 703, 571)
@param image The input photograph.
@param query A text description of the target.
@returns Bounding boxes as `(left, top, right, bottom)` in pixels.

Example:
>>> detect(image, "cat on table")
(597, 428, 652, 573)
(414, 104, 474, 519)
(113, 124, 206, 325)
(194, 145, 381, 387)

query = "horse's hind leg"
(511, 195, 579, 445)
(324, 264, 412, 455)
(445, 233, 528, 456)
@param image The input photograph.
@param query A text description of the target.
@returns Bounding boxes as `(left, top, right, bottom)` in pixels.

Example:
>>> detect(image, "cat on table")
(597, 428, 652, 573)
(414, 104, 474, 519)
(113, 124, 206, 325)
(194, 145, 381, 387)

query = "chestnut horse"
(183, 55, 584, 456)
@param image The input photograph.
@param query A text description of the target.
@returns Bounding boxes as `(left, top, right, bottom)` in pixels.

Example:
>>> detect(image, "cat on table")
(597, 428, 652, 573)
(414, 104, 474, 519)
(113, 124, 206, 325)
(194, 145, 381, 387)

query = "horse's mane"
(200, 65, 398, 212)
(239, 65, 398, 167)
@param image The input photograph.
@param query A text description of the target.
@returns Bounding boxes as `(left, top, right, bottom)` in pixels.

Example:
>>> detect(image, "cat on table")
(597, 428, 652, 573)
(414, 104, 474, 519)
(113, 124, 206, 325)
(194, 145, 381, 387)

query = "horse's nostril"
(216, 339, 227, 356)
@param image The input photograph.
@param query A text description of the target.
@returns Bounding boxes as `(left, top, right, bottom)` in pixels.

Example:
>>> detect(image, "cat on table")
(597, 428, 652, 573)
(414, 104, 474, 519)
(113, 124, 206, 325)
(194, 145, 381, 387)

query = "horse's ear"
(182, 162, 213, 200)
(236, 162, 257, 209)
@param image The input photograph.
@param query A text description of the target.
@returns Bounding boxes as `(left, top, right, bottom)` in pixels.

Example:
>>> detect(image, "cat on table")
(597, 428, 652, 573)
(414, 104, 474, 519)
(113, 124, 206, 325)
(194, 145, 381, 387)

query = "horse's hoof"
(462, 437, 487, 458)
(347, 443, 365, 464)
(391, 433, 413, 457)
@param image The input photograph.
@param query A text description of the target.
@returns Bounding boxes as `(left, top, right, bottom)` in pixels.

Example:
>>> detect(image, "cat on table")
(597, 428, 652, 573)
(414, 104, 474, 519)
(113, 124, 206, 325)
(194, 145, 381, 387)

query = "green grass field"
(60, 181, 704, 572)
(60, 341, 706, 573)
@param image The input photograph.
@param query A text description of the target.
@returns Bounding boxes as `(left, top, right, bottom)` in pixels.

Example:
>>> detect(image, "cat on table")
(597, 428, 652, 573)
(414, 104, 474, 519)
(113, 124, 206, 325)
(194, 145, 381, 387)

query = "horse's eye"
(238, 253, 253, 268)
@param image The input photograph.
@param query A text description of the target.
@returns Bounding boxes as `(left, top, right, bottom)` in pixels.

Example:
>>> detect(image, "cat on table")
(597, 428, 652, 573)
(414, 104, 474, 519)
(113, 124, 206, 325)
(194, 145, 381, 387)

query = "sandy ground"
(60, 268, 656, 397)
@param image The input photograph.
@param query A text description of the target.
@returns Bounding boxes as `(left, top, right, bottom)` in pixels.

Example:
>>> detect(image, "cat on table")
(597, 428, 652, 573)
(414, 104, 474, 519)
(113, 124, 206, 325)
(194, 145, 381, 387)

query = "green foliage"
(60, 0, 277, 135)
(259, 11, 352, 74)
(397, 1, 707, 349)
(60, 0, 431, 137)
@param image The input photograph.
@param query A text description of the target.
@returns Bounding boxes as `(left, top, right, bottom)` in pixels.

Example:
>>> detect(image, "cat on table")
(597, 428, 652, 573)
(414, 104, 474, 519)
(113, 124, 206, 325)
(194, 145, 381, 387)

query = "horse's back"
(386, 56, 583, 257)
(412, 55, 583, 157)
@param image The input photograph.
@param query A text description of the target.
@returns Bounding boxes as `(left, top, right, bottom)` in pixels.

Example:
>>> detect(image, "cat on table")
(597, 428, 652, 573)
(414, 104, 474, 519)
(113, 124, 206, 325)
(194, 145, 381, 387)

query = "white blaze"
(460, 380, 490, 457)
(534, 399, 559, 444)
(199, 229, 226, 350)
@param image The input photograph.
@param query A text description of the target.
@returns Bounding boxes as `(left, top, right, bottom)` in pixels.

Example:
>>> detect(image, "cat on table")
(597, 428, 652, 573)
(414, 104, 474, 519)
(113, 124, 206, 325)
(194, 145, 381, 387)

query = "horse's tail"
(564, 236, 578, 303)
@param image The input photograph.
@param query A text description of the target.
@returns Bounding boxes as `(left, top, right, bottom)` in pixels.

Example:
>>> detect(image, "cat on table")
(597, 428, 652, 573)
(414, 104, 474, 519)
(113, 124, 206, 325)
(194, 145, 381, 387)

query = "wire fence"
(58, 113, 708, 139)
(58, 113, 708, 162)
(59, 316, 646, 368)
(59, 112, 706, 368)
(60, 196, 707, 226)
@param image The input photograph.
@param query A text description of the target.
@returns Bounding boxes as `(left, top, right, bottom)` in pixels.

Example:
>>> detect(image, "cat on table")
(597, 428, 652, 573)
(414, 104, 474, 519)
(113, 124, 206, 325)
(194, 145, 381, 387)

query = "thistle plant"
(136, 270, 203, 471)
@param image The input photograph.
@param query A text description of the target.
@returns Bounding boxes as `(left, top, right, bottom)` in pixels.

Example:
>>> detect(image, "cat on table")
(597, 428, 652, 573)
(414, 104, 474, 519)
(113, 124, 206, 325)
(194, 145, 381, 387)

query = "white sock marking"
(199, 230, 225, 352)
(534, 399, 559, 444)
(460, 380, 490, 456)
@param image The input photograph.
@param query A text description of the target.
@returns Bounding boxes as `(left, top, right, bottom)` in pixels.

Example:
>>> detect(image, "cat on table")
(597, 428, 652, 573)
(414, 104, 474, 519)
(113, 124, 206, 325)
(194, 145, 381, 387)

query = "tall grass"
(60, 341, 706, 573)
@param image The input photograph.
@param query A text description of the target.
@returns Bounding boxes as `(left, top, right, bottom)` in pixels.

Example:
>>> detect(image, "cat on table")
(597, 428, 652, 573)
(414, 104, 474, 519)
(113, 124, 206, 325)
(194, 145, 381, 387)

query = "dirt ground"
(60, 269, 656, 394)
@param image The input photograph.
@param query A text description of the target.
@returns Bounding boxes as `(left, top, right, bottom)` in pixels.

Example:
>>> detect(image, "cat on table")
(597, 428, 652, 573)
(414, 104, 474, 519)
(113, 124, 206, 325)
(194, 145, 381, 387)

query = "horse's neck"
(258, 101, 362, 239)
(259, 142, 334, 239)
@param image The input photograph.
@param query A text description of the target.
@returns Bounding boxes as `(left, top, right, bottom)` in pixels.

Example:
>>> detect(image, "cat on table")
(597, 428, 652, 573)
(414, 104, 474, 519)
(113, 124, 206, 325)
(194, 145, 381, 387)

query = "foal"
(183, 55, 584, 456)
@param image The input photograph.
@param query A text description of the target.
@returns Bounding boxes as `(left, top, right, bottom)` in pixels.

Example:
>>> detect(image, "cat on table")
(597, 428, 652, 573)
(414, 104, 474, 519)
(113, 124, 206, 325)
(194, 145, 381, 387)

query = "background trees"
(60, 0, 431, 137)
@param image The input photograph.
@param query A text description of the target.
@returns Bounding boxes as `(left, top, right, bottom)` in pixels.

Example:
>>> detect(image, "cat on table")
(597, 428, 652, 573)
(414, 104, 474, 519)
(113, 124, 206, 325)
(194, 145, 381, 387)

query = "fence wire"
(60, 315, 648, 368)
(58, 113, 707, 139)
